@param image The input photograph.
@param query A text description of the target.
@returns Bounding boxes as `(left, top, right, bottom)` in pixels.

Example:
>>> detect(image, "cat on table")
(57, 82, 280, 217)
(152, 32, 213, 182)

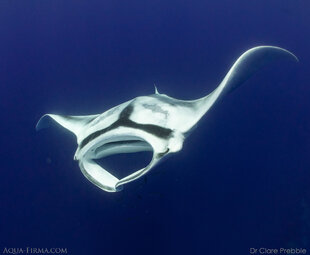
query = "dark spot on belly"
(80, 104, 173, 149)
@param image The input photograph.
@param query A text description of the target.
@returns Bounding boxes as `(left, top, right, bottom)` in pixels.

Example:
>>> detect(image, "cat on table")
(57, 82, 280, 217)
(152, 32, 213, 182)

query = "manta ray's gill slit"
(94, 150, 153, 179)
(80, 104, 173, 149)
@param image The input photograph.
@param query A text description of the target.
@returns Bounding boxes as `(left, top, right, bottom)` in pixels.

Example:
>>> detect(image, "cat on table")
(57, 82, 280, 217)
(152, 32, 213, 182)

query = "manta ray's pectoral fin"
(79, 159, 122, 192)
(115, 151, 168, 188)
(36, 114, 99, 137)
(194, 46, 298, 117)
(219, 46, 298, 96)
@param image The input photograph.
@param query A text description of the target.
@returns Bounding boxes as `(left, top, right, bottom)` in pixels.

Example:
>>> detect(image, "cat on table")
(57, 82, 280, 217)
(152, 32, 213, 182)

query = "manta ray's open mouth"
(76, 134, 160, 192)
(94, 140, 150, 155)
(92, 138, 154, 178)
(95, 150, 153, 179)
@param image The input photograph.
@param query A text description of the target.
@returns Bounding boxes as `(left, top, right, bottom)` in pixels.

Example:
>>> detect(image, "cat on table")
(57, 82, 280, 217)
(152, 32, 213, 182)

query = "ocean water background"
(0, 0, 310, 254)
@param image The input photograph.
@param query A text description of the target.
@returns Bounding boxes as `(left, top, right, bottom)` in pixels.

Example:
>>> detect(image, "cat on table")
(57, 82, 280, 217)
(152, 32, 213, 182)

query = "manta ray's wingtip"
(36, 114, 50, 131)
(268, 45, 299, 62)
(289, 51, 299, 62)
(251, 45, 299, 63)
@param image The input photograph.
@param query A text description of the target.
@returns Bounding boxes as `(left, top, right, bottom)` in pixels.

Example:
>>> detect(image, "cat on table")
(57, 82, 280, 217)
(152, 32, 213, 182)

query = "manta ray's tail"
(194, 46, 298, 117)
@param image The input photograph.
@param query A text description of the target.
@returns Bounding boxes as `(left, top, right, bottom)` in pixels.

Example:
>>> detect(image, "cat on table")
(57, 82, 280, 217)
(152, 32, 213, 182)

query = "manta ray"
(36, 46, 297, 192)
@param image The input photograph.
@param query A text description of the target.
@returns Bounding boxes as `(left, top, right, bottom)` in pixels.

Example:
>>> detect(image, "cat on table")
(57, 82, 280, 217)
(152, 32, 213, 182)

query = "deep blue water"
(1, 1, 310, 254)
